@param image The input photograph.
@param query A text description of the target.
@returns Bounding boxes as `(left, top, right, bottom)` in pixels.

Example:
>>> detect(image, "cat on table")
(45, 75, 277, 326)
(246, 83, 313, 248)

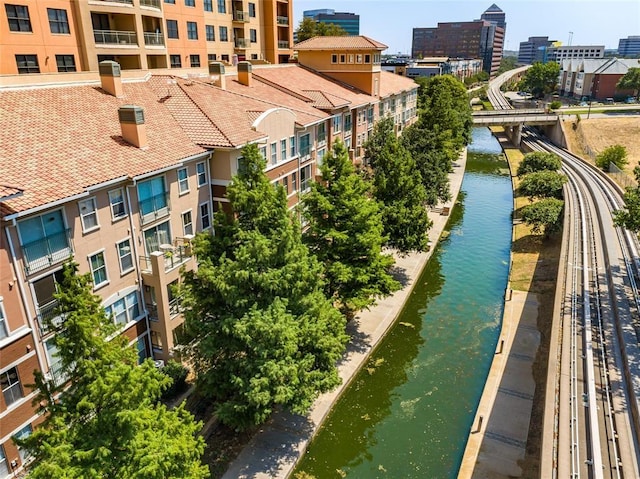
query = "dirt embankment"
(563, 117, 640, 175)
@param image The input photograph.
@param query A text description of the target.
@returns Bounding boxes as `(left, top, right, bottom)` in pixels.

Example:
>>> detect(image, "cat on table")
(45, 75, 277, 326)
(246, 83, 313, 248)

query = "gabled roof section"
(378, 71, 418, 98)
(252, 65, 375, 111)
(1, 81, 206, 216)
(594, 58, 640, 74)
(294, 35, 388, 51)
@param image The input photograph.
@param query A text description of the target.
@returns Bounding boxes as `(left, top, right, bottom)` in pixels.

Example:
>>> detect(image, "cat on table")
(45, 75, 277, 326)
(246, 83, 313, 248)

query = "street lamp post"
(587, 97, 592, 119)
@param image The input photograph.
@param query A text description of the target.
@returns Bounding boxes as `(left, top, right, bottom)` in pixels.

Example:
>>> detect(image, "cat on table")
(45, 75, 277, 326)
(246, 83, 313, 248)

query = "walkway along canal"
(293, 128, 514, 478)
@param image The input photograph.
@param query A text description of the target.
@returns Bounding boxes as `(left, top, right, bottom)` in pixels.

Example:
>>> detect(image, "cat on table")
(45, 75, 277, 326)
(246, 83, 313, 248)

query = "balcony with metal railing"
(140, 0, 161, 8)
(139, 192, 170, 225)
(233, 11, 249, 22)
(144, 32, 165, 46)
(22, 230, 73, 275)
(139, 236, 193, 275)
(278, 40, 290, 49)
(234, 38, 250, 49)
(94, 29, 138, 45)
(277, 16, 289, 25)
(36, 300, 64, 336)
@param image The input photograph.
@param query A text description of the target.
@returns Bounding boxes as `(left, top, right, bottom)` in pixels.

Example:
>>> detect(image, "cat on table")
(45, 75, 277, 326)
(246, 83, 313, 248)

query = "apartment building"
(558, 57, 640, 100)
(0, 34, 417, 476)
(0, 0, 293, 75)
(546, 45, 605, 63)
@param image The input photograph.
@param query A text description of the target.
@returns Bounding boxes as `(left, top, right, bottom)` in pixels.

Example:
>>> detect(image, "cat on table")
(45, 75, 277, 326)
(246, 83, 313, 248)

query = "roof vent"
(99, 60, 123, 98)
(237, 61, 252, 87)
(118, 105, 147, 149)
(208, 62, 226, 89)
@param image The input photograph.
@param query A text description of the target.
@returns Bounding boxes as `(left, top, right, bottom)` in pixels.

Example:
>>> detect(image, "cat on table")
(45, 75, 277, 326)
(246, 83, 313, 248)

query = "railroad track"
(486, 74, 640, 478)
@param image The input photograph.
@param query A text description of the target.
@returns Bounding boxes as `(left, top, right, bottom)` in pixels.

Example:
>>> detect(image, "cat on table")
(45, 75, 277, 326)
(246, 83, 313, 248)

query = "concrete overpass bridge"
(472, 109, 559, 145)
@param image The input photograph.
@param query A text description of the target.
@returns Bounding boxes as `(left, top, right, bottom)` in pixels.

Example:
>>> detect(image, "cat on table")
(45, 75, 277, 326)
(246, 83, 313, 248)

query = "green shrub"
(516, 152, 562, 177)
(549, 100, 562, 110)
(160, 360, 189, 401)
(595, 144, 628, 171)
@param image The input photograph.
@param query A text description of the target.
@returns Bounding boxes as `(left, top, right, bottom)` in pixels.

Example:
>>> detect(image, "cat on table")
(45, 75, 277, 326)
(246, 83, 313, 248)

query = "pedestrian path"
(222, 149, 468, 479)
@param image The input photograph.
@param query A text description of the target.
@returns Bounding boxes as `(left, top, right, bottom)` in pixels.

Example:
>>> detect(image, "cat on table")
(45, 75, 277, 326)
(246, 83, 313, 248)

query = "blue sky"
(293, 0, 640, 55)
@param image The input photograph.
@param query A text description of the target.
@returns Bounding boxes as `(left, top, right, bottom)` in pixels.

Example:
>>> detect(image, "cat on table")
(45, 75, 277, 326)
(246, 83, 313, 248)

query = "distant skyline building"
(303, 9, 360, 36)
(480, 3, 506, 35)
(618, 36, 640, 58)
(518, 36, 555, 64)
(546, 45, 605, 63)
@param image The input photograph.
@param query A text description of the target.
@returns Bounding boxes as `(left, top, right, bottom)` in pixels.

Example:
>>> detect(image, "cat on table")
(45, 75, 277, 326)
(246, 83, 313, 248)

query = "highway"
(487, 72, 640, 479)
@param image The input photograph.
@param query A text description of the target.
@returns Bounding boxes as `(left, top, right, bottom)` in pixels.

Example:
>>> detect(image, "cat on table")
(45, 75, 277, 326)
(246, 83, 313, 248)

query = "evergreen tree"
(303, 139, 399, 316)
(19, 262, 208, 479)
(181, 144, 347, 430)
(365, 117, 432, 253)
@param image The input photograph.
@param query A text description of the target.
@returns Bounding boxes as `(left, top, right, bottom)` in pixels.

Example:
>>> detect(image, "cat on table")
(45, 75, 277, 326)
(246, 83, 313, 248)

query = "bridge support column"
(512, 123, 523, 146)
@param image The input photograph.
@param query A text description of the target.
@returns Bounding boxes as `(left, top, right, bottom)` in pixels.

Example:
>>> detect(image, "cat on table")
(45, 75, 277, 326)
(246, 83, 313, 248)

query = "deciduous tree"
(516, 151, 562, 177)
(595, 144, 628, 171)
(520, 198, 564, 237)
(365, 117, 432, 253)
(518, 170, 567, 199)
(19, 262, 208, 479)
(519, 61, 560, 98)
(614, 166, 640, 232)
(617, 67, 640, 100)
(181, 144, 347, 430)
(403, 75, 472, 206)
(295, 17, 347, 43)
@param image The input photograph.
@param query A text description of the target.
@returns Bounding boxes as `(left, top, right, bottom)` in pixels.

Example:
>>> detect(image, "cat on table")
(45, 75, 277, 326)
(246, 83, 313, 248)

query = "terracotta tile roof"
(1, 82, 206, 216)
(378, 71, 419, 98)
(294, 35, 388, 51)
(253, 65, 374, 111)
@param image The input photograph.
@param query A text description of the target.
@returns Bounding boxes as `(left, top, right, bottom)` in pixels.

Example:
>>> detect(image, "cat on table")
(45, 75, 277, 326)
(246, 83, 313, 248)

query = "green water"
(294, 128, 513, 478)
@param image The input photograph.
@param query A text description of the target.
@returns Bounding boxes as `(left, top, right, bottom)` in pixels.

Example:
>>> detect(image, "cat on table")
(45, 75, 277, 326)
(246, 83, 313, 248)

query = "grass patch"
(557, 107, 640, 115)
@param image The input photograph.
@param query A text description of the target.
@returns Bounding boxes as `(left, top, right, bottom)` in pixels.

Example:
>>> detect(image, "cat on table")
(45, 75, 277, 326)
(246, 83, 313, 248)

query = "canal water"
(294, 128, 513, 478)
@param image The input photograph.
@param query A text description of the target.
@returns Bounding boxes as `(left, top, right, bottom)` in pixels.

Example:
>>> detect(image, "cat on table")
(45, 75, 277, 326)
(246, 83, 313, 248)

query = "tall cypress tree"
(181, 144, 347, 430)
(20, 262, 208, 479)
(365, 117, 432, 254)
(303, 139, 399, 316)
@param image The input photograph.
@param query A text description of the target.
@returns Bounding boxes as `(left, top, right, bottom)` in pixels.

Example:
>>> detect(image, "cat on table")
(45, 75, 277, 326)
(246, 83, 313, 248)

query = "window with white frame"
(0, 300, 8, 340)
(196, 162, 207, 186)
(200, 203, 211, 229)
(343, 113, 352, 133)
(289, 136, 296, 157)
(259, 146, 267, 160)
(177, 167, 189, 194)
(345, 137, 351, 149)
(282, 176, 289, 194)
(0, 445, 8, 478)
(299, 133, 310, 157)
(182, 211, 193, 236)
(117, 239, 133, 274)
(270, 142, 277, 165)
(317, 123, 326, 143)
(14, 424, 32, 462)
(89, 251, 107, 287)
(78, 197, 98, 232)
(143, 221, 171, 255)
(291, 172, 297, 192)
(104, 291, 139, 326)
(331, 54, 338, 63)
(1, 366, 23, 407)
(300, 165, 312, 193)
(108, 188, 126, 220)
(317, 148, 326, 167)
(280, 139, 287, 161)
(332, 115, 341, 133)
(44, 339, 65, 385)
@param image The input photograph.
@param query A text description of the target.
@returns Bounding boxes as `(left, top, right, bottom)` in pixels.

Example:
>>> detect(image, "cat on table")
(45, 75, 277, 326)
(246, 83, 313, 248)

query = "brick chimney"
(237, 61, 252, 87)
(99, 60, 123, 98)
(118, 105, 147, 149)
(208, 61, 226, 89)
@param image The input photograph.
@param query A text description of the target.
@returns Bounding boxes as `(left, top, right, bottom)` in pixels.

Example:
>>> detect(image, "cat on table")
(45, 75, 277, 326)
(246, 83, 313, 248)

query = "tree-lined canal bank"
(294, 128, 513, 478)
